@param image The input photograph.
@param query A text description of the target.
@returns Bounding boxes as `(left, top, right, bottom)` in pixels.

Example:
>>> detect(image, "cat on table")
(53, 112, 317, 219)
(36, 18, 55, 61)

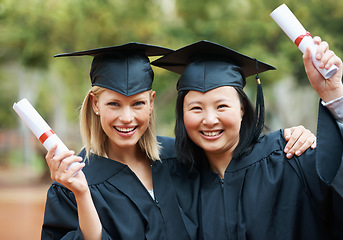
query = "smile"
(201, 130, 223, 137)
(114, 126, 137, 133)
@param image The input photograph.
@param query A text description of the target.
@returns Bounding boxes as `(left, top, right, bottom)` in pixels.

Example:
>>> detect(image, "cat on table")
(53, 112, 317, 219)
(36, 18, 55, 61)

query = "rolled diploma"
(270, 4, 338, 79)
(13, 98, 79, 171)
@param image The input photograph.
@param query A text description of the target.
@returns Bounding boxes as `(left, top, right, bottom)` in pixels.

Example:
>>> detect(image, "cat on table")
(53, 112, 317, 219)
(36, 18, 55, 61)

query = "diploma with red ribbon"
(270, 4, 338, 79)
(13, 98, 80, 172)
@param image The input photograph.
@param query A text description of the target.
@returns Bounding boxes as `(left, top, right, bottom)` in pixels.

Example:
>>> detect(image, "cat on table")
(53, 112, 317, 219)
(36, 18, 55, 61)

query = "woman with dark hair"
(175, 86, 258, 170)
(152, 37, 343, 239)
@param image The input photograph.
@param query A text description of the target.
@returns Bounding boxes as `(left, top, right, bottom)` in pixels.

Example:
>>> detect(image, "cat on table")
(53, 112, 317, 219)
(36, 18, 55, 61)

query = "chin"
(200, 145, 220, 152)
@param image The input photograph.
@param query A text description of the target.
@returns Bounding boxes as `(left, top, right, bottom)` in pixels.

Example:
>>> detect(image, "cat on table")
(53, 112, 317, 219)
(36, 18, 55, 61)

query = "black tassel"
(252, 60, 265, 142)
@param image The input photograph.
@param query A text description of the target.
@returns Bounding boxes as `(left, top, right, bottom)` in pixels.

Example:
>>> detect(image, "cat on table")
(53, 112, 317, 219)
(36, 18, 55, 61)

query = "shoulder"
(77, 149, 127, 185)
(157, 135, 177, 160)
(250, 129, 286, 160)
(229, 130, 286, 171)
(258, 130, 286, 149)
(157, 136, 199, 176)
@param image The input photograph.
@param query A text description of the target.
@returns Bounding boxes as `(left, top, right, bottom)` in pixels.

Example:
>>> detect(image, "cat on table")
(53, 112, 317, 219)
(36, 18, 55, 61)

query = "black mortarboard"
(151, 40, 275, 92)
(54, 42, 173, 96)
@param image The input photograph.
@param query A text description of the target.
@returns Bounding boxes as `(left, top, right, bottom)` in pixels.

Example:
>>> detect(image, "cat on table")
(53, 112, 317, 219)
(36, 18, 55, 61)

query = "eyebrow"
(186, 100, 202, 106)
(186, 98, 231, 105)
(104, 95, 148, 102)
(215, 98, 231, 104)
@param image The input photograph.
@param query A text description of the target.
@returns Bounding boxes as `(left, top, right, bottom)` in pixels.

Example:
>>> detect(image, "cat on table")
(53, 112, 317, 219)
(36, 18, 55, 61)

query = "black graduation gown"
(41, 136, 199, 240)
(199, 103, 343, 240)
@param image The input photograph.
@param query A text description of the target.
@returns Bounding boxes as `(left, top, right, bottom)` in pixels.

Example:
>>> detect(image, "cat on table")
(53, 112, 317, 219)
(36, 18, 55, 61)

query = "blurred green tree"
(1, 0, 342, 165)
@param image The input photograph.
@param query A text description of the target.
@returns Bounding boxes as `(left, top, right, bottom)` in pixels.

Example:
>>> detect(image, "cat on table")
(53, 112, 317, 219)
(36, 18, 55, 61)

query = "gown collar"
(200, 130, 285, 187)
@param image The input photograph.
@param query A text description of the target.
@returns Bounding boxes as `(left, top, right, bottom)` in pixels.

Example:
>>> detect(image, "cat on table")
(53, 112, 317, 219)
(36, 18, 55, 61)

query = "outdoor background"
(1, 0, 342, 239)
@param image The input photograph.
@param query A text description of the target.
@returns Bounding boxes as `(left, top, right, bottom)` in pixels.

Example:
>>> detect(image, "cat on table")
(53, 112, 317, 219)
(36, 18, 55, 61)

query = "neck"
(106, 142, 146, 165)
(206, 150, 233, 179)
(106, 142, 153, 191)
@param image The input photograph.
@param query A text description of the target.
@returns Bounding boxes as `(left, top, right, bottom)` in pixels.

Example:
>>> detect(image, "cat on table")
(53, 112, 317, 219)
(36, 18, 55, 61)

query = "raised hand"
(303, 36, 343, 102)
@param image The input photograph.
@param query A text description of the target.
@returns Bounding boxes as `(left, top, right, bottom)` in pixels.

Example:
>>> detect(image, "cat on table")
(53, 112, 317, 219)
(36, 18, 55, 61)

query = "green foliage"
(1, 0, 343, 138)
(0, 68, 18, 128)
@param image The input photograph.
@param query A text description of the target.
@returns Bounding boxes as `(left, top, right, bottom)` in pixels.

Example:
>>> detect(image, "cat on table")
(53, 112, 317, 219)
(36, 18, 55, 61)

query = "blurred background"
(0, 0, 342, 239)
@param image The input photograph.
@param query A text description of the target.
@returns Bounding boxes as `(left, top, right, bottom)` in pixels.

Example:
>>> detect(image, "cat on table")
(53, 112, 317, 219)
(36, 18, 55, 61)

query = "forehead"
(99, 88, 151, 100)
(184, 86, 239, 102)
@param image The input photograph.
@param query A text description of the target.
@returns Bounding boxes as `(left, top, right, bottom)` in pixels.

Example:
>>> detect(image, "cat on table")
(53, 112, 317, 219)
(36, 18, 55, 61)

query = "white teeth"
(116, 127, 135, 132)
(202, 131, 221, 136)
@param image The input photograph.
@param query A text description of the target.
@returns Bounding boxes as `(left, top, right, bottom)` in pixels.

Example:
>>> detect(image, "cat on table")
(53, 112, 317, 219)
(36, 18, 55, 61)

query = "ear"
(149, 91, 156, 113)
(240, 101, 245, 119)
(90, 92, 99, 115)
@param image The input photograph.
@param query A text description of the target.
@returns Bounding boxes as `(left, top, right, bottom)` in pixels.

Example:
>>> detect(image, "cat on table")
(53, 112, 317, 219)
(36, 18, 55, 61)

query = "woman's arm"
(284, 37, 343, 160)
(302, 36, 343, 190)
(45, 145, 102, 240)
(74, 189, 102, 240)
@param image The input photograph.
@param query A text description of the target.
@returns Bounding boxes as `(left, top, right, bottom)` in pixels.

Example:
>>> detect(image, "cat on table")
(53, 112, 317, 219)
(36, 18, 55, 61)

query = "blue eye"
(133, 101, 146, 106)
(108, 102, 119, 106)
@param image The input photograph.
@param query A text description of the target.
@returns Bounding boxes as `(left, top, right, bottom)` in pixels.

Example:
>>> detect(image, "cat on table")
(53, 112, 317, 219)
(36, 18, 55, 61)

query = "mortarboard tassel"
(252, 59, 265, 143)
(236, 59, 266, 159)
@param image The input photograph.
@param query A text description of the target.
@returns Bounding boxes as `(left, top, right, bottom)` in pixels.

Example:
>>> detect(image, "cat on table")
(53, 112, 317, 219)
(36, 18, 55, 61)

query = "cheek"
(220, 111, 242, 130)
(99, 111, 114, 126)
(136, 108, 150, 124)
(183, 112, 200, 131)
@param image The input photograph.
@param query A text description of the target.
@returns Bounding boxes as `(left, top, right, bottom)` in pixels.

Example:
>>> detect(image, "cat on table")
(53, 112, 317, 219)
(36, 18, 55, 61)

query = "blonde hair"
(80, 86, 161, 161)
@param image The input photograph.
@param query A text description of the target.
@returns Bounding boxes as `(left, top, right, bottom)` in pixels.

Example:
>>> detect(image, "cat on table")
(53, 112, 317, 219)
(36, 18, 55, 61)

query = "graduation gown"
(41, 136, 199, 240)
(199, 103, 343, 240)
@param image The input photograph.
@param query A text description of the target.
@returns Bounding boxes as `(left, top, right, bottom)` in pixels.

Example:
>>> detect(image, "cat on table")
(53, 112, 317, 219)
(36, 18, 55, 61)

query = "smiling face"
(91, 89, 154, 151)
(183, 86, 244, 158)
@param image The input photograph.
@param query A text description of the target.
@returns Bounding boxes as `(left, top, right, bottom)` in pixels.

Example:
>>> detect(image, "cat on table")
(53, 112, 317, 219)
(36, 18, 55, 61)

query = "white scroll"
(270, 4, 338, 79)
(13, 98, 80, 171)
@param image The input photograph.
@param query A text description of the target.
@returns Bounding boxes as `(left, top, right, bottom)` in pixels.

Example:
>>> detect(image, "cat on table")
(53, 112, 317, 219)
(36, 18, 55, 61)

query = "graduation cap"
(54, 42, 173, 96)
(151, 40, 275, 92)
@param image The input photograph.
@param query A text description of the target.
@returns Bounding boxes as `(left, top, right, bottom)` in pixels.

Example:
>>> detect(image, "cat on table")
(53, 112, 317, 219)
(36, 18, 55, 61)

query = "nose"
(119, 107, 134, 123)
(202, 110, 219, 126)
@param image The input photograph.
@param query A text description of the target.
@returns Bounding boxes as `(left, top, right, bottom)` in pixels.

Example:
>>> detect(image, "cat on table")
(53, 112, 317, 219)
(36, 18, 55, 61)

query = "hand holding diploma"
(303, 37, 343, 103)
(270, 4, 338, 79)
(13, 98, 83, 176)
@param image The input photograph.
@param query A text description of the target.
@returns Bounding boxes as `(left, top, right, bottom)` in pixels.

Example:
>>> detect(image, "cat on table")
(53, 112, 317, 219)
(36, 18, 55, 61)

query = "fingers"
(303, 47, 316, 74)
(48, 149, 84, 182)
(53, 159, 85, 184)
(312, 37, 339, 70)
(304, 36, 331, 70)
(284, 126, 316, 159)
(283, 127, 293, 141)
(313, 36, 322, 45)
(284, 126, 303, 158)
(315, 40, 329, 62)
(292, 130, 316, 156)
(45, 144, 58, 168)
(50, 150, 74, 175)
(311, 140, 317, 149)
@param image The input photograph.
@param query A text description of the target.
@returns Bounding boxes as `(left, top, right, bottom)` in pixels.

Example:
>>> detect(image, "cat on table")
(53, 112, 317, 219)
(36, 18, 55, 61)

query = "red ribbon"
(294, 31, 312, 47)
(39, 129, 54, 144)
